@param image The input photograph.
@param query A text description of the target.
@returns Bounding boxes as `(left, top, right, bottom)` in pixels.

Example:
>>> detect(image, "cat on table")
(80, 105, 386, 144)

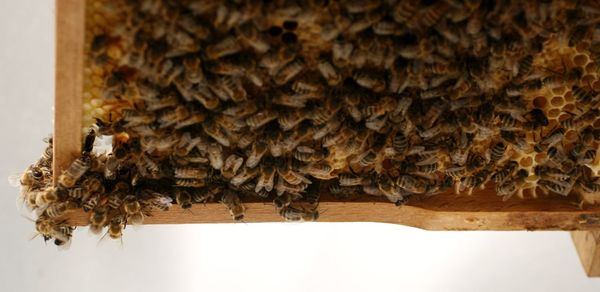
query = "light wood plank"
(572, 231, 600, 276)
(54, 0, 85, 182)
(62, 188, 600, 231)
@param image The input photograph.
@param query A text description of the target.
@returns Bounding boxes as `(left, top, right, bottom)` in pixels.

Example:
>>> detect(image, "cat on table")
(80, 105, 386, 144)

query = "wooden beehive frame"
(54, 0, 600, 276)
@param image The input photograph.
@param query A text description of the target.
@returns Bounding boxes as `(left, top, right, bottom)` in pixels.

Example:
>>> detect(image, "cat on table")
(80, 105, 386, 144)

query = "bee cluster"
(17, 0, 600, 246)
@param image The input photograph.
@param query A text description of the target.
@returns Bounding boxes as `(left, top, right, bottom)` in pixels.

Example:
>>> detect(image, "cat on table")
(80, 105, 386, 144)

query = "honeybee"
(238, 24, 270, 54)
(538, 178, 572, 196)
(496, 169, 529, 200)
(52, 225, 75, 249)
(107, 215, 125, 240)
(580, 181, 600, 194)
(392, 0, 418, 24)
(207, 143, 224, 170)
(82, 174, 105, 196)
(147, 192, 173, 210)
(332, 41, 354, 67)
(317, 58, 342, 86)
(230, 166, 259, 186)
(175, 189, 193, 209)
(206, 36, 242, 59)
(572, 86, 597, 106)
(33, 187, 59, 208)
(534, 128, 565, 153)
(578, 148, 597, 165)
(276, 160, 310, 185)
(491, 161, 519, 184)
(221, 154, 244, 178)
(338, 173, 364, 187)
(523, 108, 548, 130)
(174, 165, 208, 179)
(534, 165, 571, 182)
(299, 162, 333, 180)
(221, 190, 245, 221)
(175, 178, 205, 188)
(460, 169, 490, 195)
(44, 201, 77, 218)
(255, 163, 276, 193)
(353, 71, 386, 93)
(279, 205, 319, 222)
(547, 146, 575, 172)
(488, 142, 506, 164)
(246, 109, 279, 130)
(569, 25, 590, 47)
(82, 193, 99, 212)
(501, 130, 529, 152)
(58, 155, 91, 188)
(274, 58, 305, 85)
(278, 109, 308, 131)
(89, 206, 108, 235)
(246, 141, 268, 168)
(396, 175, 426, 194)
(122, 195, 144, 225)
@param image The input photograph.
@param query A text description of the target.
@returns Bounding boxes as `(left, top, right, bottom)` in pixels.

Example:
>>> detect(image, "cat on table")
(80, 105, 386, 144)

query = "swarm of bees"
(15, 0, 600, 247)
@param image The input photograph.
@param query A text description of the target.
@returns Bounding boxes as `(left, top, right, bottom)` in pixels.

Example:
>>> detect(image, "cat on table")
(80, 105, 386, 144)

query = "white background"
(1, 1, 600, 291)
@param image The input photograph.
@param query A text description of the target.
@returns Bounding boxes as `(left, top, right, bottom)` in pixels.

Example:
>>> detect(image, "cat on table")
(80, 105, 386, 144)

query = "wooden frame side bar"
(54, 0, 85, 181)
(572, 231, 600, 276)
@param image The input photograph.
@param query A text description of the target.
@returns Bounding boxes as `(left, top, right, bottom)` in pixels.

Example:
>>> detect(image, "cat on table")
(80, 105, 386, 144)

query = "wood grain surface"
(61, 187, 600, 230)
(54, 0, 85, 182)
(572, 231, 600, 276)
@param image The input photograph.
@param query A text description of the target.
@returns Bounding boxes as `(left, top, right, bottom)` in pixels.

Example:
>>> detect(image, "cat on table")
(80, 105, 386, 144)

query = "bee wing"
(96, 230, 122, 248)
(93, 135, 113, 154)
(15, 191, 28, 213)
(415, 156, 438, 166)
(7, 173, 22, 187)
(57, 239, 72, 251)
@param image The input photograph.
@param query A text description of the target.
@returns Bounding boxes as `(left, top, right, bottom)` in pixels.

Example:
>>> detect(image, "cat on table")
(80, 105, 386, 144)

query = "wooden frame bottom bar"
(62, 190, 600, 231)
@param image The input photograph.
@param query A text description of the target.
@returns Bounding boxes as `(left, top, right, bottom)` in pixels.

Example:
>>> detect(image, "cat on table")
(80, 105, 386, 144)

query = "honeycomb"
(79, 0, 600, 208)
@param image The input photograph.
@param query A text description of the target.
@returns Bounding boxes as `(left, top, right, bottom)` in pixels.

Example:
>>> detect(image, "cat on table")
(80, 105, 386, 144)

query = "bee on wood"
(221, 190, 245, 221)
(89, 206, 108, 235)
(279, 205, 319, 222)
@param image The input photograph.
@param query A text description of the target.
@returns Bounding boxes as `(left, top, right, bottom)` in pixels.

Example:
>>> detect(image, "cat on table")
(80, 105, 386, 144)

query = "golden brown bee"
(539, 178, 572, 196)
(52, 225, 75, 249)
(489, 142, 506, 164)
(317, 59, 342, 86)
(175, 189, 193, 209)
(221, 154, 244, 178)
(580, 182, 600, 194)
(279, 205, 319, 222)
(44, 201, 77, 218)
(534, 128, 565, 153)
(174, 166, 208, 179)
(246, 109, 279, 130)
(221, 190, 245, 221)
(207, 143, 224, 170)
(82, 193, 99, 212)
(58, 155, 91, 188)
(206, 36, 242, 60)
(107, 215, 125, 240)
(274, 58, 305, 85)
(496, 169, 529, 200)
(123, 195, 144, 225)
(492, 161, 519, 184)
(255, 163, 276, 193)
(148, 192, 173, 211)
